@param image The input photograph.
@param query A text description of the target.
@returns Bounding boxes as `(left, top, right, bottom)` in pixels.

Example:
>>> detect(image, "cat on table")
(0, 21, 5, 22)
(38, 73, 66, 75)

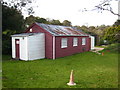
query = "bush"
(2, 39, 12, 55)
(103, 43, 120, 53)
(103, 26, 120, 43)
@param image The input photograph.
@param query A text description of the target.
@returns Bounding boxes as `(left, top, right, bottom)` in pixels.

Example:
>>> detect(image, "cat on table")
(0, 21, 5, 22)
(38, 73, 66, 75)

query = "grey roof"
(11, 33, 42, 37)
(36, 23, 89, 36)
(76, 29, 84, 32)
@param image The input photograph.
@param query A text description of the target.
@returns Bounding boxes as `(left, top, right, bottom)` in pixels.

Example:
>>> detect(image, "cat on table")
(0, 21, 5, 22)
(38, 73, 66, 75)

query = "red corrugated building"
(25, 23, 91, 59)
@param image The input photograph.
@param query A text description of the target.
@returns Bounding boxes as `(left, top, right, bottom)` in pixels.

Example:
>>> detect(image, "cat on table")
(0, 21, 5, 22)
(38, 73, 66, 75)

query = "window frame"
(73, 38, 78, 46)
(61, 38, 68, 48)
(82, 37, 86, 45)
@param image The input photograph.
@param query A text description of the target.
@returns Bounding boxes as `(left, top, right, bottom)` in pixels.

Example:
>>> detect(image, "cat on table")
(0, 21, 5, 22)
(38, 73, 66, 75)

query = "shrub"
(104, 43, 120, 53)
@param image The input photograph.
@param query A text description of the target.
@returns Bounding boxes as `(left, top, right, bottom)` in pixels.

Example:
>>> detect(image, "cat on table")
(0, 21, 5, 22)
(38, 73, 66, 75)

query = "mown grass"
(2, 50, 118, 88)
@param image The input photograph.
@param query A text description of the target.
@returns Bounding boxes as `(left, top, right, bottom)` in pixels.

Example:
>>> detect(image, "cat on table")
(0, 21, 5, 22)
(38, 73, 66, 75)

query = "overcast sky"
(9, 0, 119, 26)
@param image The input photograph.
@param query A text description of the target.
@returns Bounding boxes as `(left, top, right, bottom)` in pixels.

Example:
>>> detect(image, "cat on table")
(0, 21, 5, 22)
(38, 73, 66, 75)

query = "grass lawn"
(2, 51, 118, 88)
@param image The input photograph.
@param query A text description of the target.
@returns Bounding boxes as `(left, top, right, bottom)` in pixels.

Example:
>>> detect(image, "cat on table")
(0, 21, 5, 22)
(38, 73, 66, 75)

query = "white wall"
(90, 36, 95, 50)
(28, 33, 45, 60)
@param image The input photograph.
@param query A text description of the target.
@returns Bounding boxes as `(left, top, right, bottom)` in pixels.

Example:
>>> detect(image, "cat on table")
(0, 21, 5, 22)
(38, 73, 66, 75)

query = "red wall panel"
(55, 36, 91, 58)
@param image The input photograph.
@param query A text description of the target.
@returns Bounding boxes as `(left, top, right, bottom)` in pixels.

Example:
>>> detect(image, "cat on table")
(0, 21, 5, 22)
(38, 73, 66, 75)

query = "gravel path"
(93, 47, 104, 52)
(91, 47, 104, 54)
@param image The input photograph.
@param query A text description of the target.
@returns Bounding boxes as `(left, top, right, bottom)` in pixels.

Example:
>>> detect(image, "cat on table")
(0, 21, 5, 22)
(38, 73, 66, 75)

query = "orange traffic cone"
(67, 70, 76, 86)
(102, 52, 104, 56)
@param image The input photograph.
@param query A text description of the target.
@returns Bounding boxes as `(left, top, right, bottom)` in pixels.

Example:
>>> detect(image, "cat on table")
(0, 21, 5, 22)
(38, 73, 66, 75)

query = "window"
(82, 38, 86, 45)
(61, 38, 67, 48)
(73, 38, 78, 46)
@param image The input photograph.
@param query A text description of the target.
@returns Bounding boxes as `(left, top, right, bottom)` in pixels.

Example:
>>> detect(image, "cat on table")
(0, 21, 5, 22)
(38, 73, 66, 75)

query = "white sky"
(8, 0, 119, 26)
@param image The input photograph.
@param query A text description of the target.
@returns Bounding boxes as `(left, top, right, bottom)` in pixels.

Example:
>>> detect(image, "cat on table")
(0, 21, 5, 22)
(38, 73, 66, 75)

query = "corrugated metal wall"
(12, 33, 45, 60)
(28, 33, 45, 60)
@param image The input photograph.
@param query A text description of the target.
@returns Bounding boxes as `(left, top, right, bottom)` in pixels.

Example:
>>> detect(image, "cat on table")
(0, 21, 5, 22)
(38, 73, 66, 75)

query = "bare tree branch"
(95, 5, 120, 16)
(80, 0, 120, 17)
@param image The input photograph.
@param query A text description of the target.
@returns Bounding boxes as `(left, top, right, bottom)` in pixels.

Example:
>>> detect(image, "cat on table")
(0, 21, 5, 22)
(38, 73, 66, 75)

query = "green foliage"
(25, 15, 48, 26)
(62, 20, 72, 26)
(25, 15, 36, 26)
(2, 4, 25, 32)
(35, 17, 48, 24)
(49, 19, 62, 25)
(2, 4, 25, 54)
(103, 26, 120, 43)
(25, 16, 62, 26)
(99, 39, 105, 45)
(24, 16, 72, 26)
(3, 52, 118, 88)
(103, 43, 120, 53)
(113, 20, 120, 26)
(2, 40, 12, 55)
(2, 30, 16, 55)
(74, 25, 108, 46)
(80, 25, 88, 31)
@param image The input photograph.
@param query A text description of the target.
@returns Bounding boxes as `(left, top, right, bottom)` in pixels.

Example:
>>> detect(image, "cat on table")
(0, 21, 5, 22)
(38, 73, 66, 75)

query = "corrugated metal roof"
(11, 33, 42, 37)
(36, 23, 89, 36)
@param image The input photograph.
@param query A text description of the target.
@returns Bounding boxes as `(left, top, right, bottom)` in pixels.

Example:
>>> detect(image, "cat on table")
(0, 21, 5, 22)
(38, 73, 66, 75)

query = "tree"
(62, 20, 72, 26)
(25, 16, 49, 26)
(79, 25, 88, 32)
(103, 26, 120, 43)
(2, 4, 25, 33)
(89, 26, 95, 30)
(113, 20, 120, 26)
(35, 17, 48, 24)
(49, 19, 62, 25)
(25, 15, 36, 26)
(2, 4, 25, 54)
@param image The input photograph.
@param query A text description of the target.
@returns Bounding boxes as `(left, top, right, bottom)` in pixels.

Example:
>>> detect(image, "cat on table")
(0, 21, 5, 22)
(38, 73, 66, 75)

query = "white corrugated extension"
(28, 33, 45, 60)
(12, 33, 45, 61)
